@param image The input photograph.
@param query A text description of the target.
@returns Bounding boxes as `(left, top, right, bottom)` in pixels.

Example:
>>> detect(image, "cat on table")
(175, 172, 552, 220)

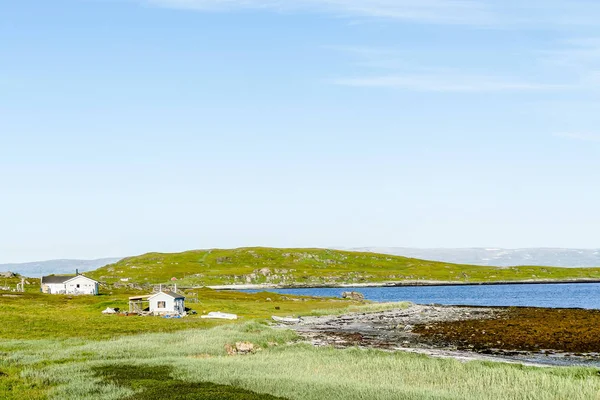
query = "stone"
(224, 344, 236, 356)
(235, 342, 256, 354)
(342, 291, 365, 301)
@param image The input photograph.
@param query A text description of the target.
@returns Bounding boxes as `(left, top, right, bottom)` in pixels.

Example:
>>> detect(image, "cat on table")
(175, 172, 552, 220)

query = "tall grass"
(9, 323, 600, 400)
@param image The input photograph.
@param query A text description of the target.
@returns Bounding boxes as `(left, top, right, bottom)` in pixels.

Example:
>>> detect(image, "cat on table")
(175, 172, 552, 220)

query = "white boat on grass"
(200, 311, 238, 320)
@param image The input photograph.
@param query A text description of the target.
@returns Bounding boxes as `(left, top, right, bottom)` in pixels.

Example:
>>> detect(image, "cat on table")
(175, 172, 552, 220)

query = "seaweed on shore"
(414, 307, 600, 354)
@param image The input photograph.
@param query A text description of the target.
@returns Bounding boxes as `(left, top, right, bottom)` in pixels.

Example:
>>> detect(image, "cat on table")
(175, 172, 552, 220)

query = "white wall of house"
(149, 292, 185, 314)
(45, 283, 67, 294)
(65, 276, 98, 295)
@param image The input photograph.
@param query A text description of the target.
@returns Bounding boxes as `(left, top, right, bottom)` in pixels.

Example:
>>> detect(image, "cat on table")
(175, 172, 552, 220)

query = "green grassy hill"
(87, 247, 600, 288)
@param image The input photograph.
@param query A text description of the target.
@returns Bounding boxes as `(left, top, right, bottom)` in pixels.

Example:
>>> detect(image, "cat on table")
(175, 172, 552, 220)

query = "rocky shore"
(273, 304, 600, 367)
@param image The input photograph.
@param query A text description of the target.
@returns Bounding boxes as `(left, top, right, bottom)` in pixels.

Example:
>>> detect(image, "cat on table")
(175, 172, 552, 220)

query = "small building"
(128, 289, 186, 316)
(128, 294, 151, 314)
(148, 291, 186, 315)
(41, 274, 99, 295)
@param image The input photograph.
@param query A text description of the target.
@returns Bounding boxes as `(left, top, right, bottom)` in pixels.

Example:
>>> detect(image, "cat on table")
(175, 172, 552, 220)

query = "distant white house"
(148, 291, 185, 315)
(41, 275, 99, 295)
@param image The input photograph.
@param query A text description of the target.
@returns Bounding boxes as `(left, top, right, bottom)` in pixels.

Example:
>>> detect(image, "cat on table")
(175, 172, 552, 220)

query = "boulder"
(225, 342, 256, 355)
(0, 272, 16, 278)
(224, 344, 236, 356)
(235, 342, 255, 354)
(342, 291, 365, 301)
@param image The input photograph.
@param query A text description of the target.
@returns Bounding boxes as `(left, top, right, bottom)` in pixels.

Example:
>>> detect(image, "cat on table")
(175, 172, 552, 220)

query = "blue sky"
(1, 0, 599, 262)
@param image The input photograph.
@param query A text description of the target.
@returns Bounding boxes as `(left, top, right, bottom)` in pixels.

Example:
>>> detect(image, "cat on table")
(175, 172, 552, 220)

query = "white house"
(41, 275, 99, 295)
(148, 291, 185, 315)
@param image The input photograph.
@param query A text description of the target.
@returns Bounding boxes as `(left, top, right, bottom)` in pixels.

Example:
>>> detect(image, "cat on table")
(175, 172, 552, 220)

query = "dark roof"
(41, 275, 97, 284)
(41, 275, 75, 284)
(161, 291, 185, 299)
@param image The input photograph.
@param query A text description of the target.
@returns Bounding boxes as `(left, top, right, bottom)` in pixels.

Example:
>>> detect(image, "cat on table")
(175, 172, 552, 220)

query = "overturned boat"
(201, 311, 238, 320)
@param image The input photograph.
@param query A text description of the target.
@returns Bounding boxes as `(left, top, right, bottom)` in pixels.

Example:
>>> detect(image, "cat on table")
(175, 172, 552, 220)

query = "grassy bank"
(4, 322, 600, 400)
(0, 288, 351, 399)
(0, 288, 350, 340)
(87, 247, 600, 288)
(4, 277, 600, 399)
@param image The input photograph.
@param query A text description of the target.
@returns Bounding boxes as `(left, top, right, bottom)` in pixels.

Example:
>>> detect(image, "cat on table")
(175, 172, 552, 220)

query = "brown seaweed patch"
(414, 307, 600, 353)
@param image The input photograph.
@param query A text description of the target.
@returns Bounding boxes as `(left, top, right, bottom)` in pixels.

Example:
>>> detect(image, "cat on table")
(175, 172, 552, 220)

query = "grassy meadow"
(4, 321, 600, 400)
(4, 249, 600, 399)
(87, 247, 600, 287)
(0, 287, 352, 340)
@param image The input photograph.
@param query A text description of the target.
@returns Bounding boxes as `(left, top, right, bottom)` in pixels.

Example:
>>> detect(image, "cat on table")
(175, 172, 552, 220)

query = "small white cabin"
(148, 291, 185, 315)
(41, 275, 99, 295)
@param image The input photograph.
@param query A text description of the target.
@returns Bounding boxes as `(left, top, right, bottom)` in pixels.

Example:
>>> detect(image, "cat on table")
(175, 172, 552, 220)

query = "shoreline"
(274, 304, 600, 368)
(206, 278, 600, 291)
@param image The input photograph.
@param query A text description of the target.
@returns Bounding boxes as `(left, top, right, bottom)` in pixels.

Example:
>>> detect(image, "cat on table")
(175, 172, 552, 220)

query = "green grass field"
(0, 288, 351, 340)
(4, 321, 600, 400)
(4, 249, 600, 399)
(87, 247, 600, 287)
(0, 287, 353, 399)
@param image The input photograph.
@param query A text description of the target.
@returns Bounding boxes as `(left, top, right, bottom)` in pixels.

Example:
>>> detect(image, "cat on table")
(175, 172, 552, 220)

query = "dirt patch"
(414, 307, 600, 354)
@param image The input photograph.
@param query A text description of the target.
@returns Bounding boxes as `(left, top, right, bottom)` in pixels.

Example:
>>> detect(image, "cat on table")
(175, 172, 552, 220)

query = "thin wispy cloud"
(144, 1, 600, 94)
(555, 133, 600, 142)
(146, 0, 600, 26)
(146, 0, 494, 25)
(329, 46, 572, 93)
(333, 74, 564, 93)
(543, 38, 600, 70)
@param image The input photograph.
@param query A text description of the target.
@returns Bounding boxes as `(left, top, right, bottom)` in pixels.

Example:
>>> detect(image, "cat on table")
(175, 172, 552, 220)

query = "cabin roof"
(149, 291, 185, 300)
(128, 295, 151, 301)
(41, 275, 98, 284)
(42, 275, 75, 284)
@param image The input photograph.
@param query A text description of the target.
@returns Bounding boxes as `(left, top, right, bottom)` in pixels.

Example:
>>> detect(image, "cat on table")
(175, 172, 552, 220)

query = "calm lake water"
(244, 283, 600, 309)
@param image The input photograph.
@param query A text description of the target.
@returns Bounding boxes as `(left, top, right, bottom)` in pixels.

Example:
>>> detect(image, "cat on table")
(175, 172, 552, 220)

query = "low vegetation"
(87, 247, 600, 288)
(4, 322, 600, 400)
(4, 249, 600, 399)
(0, 288, 349, 340)
(415, 307, 600, 353)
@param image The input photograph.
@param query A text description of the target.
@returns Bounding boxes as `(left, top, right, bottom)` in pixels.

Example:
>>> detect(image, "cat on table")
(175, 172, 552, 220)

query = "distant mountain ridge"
(4, 248, 600, 278)
(0, 258, 122, 277)
(347, 248, 600, 268)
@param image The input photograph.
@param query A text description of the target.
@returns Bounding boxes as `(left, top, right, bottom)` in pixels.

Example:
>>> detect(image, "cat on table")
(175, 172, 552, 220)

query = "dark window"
(76, 284, 80, 288)
(158, 301, 166, 308)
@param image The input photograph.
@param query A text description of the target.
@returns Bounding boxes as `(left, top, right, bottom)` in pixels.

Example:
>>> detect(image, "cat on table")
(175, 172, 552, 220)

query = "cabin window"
(158, 301, 166, 308)
(76, 284, 80, 288)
